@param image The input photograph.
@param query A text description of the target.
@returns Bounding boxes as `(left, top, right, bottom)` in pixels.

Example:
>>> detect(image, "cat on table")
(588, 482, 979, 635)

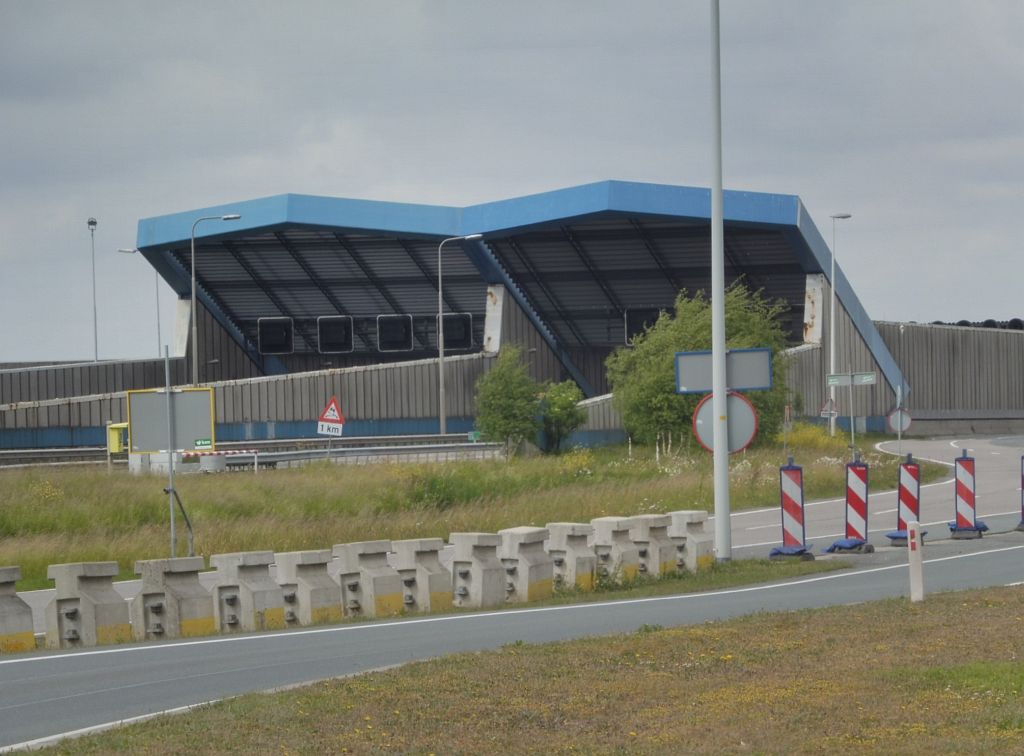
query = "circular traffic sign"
(692, 391, 759, 454)
(887, 408, 912, 433)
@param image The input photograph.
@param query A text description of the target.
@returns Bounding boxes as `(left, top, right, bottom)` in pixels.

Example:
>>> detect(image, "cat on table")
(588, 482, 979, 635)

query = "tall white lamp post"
(118, 248, 163, 356)
(190, 214, 241, 385)
(437, 233, 482, 435)
(829, 213, 852, 436)
(88, 218, 98, 361)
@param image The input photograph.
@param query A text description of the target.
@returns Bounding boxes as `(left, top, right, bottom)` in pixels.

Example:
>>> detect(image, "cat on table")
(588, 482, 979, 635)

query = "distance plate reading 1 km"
(692, 391, 759, 454)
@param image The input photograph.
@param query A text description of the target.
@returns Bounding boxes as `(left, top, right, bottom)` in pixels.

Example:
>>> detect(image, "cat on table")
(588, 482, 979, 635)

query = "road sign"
(676, 348, 773, 394)
(127, 387, 215, 453)
(819, 398, 838, 418)
(317, 396, 346, 437)
(887, 408, 912, 433)
(692, 391, 759, 454)
(827, 371, 877, 387)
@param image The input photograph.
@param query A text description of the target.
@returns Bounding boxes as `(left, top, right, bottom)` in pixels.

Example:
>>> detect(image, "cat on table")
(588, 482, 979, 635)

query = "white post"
(709, 0, 731, 562)
(907, 520, 924, 602)
(88, 218, 98, 361)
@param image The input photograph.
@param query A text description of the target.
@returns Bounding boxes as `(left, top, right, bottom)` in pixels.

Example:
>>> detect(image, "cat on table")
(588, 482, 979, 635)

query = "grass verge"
(44, 585, 1023, 754)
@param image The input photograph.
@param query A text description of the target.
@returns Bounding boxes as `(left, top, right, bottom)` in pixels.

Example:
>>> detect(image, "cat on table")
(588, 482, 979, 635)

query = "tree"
(540, 380, 586, 453)
(474, 346, 542, 456)
(605, 283, 790, 446)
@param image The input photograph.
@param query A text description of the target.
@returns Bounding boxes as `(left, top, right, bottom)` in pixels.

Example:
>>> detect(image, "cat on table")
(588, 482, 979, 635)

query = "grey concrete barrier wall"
(668, 510, 714, 572)
(391, 539, 453, 613)
(331, 541, 403, 618)
(44, 562, 132, 649)
(210, 551, 286, 633)
(449, 533, 505, 609)
(498, 527, 554, 603)
(131, 557, 215, 641)
(0, 566, 34, 652)
(544, 523, 597, 591)
(630, 515, 678, 578)
(275, 550, 342, 626)
(590, 517, 641, 584)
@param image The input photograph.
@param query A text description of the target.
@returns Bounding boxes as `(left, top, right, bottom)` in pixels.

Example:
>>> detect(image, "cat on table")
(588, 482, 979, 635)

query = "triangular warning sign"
(319, 396, 345, 424)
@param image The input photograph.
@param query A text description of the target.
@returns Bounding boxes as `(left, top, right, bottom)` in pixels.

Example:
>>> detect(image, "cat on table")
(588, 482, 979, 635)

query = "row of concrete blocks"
(0, 510, 712, 652)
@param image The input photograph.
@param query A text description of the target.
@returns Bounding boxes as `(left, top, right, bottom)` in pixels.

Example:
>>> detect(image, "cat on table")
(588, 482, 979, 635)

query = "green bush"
(606, 283, 790, 445)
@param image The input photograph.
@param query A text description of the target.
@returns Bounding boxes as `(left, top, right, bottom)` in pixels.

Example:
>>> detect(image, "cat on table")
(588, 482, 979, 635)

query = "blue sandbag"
(825, 537, 865, 553)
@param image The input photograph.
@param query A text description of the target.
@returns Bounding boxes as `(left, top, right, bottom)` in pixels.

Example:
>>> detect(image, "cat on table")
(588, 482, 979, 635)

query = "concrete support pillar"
(589, 517, 640, 584)
(0, 566, 35, 652)
(544, 523, 597, 591)
(330, 541, 403, 619)
(629, 514, 678, 577)
(44, 562, 131, 649)
(449, 533, 505, 609)
(668, 510, 715, 572)
(391, 538, 453, 613)
(131, 557, 215, 641)
(498, 526, 554, 603)
(209, 551, 286, 633)
(274, 550, 343, 626)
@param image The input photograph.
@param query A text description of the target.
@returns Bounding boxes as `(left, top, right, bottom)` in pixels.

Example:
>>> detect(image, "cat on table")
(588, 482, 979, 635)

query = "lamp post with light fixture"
(190, 214, 241, 385)
(88, 218, 98, 361)
(437, 233, 482, 435)
(118, 248, 162, 357)
(829, 213, 852, 436)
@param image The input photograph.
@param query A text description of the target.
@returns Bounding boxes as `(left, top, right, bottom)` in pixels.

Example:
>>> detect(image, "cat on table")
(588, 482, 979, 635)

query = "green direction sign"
(827, 372, 877, 387)
(194, 438, 213, 450)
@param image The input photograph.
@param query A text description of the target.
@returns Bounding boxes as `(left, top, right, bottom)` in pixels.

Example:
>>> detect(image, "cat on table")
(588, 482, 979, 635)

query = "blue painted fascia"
(137, 194, 462, 249)
(460, 180, 801, 237)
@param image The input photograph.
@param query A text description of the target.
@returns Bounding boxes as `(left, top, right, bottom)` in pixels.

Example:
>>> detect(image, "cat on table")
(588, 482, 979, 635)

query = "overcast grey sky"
(1, 1, 1021, 362)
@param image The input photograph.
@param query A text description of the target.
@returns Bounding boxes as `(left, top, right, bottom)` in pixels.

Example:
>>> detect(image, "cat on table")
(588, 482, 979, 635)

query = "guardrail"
(0, 435, 498, 468)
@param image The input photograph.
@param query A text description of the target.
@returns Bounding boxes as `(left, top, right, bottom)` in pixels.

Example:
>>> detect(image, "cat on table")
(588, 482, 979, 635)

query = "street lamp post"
(829, 213, 852, 436)
(88, 218, 98, 361)
(437, 233, 482, 435)
(118, 248, 162, 357)
(190, 214, 241, 385)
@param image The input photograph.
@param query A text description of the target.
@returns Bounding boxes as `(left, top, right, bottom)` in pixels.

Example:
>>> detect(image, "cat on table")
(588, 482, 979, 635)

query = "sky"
(1, 1, 1021, 363)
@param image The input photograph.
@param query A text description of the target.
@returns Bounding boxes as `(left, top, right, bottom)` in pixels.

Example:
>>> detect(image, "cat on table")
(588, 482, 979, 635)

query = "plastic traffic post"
(1018, 456, 1024, 532)
(828, 459, 873, 553)
(907, 520, 924, 603)
(771, 457, 812, 559)
(887, 454, 924, 546)
(949, 449, 987, 539)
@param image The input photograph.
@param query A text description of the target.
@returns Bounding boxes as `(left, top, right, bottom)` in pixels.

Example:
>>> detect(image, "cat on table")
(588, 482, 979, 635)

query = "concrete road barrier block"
(449, 533, 505, 609)
(330, 541, 403, 618)
(544, 523, 597, 591)
(44, 561, 131, 649)
(274, 550, 342, 626)
(668, 510, 715, 572)
(391, 538, 453, 613)
(629, 514, 678, 577)
(131, 557, 215, 640)
(498, 526, 553, 603)
(0, 566, 35, 653)
(209, 551, 286, 633)
(589, 517, 641, 584)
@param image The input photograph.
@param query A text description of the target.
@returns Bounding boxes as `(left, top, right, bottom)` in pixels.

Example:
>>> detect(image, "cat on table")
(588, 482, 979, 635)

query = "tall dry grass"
(0, 433, 939, 589)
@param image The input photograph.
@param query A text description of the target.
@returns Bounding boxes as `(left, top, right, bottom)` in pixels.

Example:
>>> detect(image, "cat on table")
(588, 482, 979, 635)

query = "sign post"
(826, 371, 877, 459)
(318, 396, 346, 460)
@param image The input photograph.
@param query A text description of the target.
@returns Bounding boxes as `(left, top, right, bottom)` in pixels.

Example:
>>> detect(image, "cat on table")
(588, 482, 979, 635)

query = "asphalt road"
(2, 435, 1023, 750)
